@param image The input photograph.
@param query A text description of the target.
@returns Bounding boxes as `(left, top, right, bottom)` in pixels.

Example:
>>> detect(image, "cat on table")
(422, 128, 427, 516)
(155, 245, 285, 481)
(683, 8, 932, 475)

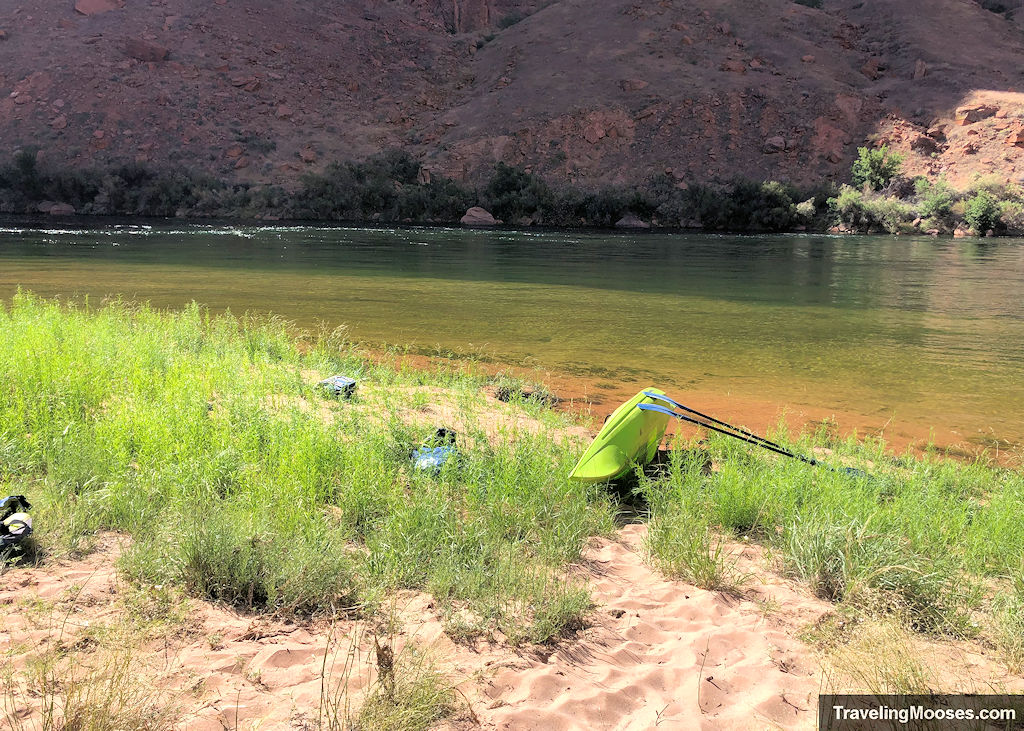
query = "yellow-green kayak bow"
(568, 387, 670, 484)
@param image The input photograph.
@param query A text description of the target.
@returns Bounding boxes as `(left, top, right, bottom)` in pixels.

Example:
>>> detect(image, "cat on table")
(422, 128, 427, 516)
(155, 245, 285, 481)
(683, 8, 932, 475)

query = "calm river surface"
(2, 219, 1023, 452)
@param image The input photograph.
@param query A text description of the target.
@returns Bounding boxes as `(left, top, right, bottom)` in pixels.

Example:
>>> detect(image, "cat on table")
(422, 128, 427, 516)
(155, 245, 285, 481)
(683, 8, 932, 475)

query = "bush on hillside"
(481, 163, 556, 223)
(829, 185, 915, 233)
(914, 177, 954, 219)
(851, 146, 904, 191)
(964, 190, 1001, 234)
(999, 199, 1024, 235)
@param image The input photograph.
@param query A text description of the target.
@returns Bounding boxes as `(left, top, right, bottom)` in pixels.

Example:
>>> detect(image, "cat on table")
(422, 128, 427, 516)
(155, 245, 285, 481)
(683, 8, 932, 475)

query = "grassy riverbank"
(641, 429, 1024, 677)
(0, 293, 613, 644)
(2, 295, 1022, 701)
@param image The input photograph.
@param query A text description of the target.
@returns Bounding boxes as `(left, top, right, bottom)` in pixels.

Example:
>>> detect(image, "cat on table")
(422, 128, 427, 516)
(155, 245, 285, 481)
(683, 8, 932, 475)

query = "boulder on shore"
(460, 207, 497, 226)
(614, 213, 651, 229)
(47, 202, 76, 216)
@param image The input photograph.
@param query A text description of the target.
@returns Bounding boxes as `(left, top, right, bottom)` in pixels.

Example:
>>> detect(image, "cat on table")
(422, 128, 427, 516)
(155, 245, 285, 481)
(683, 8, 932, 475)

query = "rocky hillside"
(1, 0, 1023, 189)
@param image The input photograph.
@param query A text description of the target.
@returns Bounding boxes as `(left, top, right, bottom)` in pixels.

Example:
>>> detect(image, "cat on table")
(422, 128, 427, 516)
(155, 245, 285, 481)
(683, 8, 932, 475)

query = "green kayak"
(568, 387, 671, 484)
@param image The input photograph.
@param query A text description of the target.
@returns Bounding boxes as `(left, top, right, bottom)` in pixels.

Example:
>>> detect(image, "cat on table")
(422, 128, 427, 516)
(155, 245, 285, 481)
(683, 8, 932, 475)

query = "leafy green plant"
(829, 185, 914, 233)
(851, 146, 904, 191)
(964, 190, 1001, 234)
(914, 177, 954, 220)
(481, 162, 556, 223)
(999, 199, 1024, 235)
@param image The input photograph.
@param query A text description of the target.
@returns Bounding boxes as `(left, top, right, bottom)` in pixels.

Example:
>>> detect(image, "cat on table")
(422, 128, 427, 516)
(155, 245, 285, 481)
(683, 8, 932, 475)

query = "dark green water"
(2, 219, 1023, 451)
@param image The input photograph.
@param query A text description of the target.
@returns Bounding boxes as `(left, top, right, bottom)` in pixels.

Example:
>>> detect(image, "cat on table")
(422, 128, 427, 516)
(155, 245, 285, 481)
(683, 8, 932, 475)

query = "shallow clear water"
(2, 219, 1023, 450)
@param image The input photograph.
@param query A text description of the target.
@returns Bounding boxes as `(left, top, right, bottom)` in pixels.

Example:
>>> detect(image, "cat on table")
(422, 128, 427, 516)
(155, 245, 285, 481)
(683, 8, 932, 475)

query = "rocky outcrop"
(124, 39, 168, 62)
(453, 0, 492, 32)
(860, 57, 883, 80)
(1, 0, 1023, 194)
(956, 104, 999, 125)
(460, 206, 497, 225)
(909, 132, 940, 152)
(74, 0, 123, 16)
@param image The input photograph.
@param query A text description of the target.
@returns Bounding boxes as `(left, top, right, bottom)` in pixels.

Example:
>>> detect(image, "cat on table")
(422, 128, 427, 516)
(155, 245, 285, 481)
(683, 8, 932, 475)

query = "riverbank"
(361, 348, 1020, 464)
(2, 297, 1023, 729)
(3, 225, 1022, 459)
(4, 150, 1024, 236)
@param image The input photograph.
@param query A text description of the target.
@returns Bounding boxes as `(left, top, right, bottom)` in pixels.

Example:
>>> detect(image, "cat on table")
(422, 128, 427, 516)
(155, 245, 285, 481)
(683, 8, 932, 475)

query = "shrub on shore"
(964, 189, 1002, 234)
(851, 146, 904, 192)
(4, 147, 1024, 235)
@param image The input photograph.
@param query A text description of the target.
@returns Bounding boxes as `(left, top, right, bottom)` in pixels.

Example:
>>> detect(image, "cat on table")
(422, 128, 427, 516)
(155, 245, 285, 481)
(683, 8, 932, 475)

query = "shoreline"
(0, 210, 1009, 240)
(3, 298, 1023, 729)
(363, 347, 1022, 465)
(3, 149, 1023, 237)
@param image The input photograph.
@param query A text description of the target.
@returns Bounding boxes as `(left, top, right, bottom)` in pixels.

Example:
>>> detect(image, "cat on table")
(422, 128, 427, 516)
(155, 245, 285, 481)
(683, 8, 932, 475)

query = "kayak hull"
(568, 388, 671, 484)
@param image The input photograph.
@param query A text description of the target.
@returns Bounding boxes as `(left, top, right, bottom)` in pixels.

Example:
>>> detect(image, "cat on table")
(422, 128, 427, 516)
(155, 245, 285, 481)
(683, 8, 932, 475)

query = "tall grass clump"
(2, 619, 180, 731)
(0, 293, 614, 643)
(991, 568, 1024, 671)
(318, 626, 459, 731)
(639, 427, 1024, 642)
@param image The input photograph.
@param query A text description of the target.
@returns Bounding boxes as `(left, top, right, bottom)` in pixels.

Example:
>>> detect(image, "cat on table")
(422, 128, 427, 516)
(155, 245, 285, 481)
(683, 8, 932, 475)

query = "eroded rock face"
(0, 0, 1021, 194)
(453, 0, 492, 32)
(124, 39, 169, 62)
(909, 132, 940, 152)
(956, 104, 999, 125)
(74, 0, 123, 16)
(460, 206, 497, 225)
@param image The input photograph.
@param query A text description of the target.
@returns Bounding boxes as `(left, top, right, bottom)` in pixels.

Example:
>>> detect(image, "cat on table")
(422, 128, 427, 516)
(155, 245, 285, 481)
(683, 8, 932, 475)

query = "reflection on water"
(1, 218, 1023, 450)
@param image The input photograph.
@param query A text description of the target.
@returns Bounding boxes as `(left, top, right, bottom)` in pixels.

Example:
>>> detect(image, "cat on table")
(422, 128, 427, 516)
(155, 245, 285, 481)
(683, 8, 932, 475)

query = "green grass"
(639, 428, 1024, 653)
(8, 291, 1024, 681)
(0, 293, 613, 643)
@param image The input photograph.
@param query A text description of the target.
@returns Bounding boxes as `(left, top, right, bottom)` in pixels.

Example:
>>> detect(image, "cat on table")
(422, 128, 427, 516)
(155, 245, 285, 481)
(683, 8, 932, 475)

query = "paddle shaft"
(638, 403, 821, 466)
(643, 391, 794, 455)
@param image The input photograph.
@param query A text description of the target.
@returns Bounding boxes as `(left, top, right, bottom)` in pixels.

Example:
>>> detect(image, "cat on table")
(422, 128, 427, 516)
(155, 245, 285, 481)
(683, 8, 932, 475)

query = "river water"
(2, 220, 1022, 453)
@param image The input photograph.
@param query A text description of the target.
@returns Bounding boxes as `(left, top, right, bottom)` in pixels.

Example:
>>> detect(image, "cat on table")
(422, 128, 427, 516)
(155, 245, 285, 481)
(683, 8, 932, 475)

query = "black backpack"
(0, 495, 32, 548)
